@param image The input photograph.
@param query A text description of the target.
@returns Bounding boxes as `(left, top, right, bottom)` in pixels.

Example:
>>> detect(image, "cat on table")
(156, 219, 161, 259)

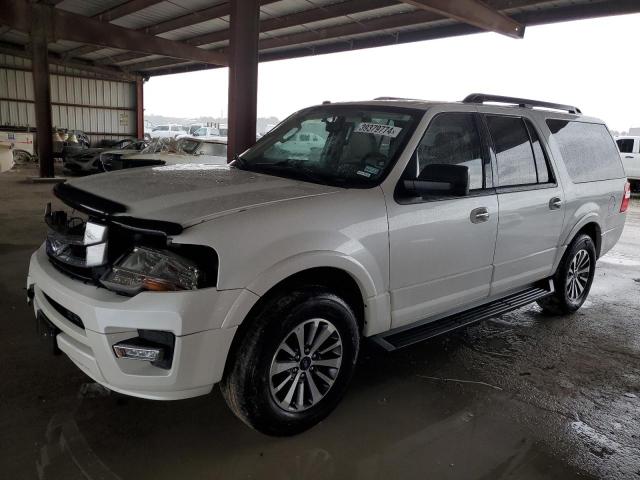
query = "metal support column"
(136, 78, 144, 139)
(31, 2, 54, 178)
(227, 0, 260, 161)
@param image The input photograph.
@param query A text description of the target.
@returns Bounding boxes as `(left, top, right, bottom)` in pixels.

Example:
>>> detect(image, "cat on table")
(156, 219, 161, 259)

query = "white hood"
(65, 164, 339, 227)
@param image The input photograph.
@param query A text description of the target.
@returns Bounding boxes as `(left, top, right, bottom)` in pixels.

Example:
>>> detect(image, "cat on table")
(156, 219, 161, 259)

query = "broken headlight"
(101, 247, 199, 295)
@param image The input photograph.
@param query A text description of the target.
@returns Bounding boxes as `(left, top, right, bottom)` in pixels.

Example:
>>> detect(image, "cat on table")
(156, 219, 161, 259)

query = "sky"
(144, 12, 640, 132)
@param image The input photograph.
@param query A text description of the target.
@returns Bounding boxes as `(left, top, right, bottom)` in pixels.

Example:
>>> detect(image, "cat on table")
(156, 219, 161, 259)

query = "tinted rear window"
(546, 120, 624, 183)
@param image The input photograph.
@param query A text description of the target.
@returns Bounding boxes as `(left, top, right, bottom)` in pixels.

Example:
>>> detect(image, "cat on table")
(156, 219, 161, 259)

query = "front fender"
(246, 250, 378, 298)
(220, 251, 391, 336)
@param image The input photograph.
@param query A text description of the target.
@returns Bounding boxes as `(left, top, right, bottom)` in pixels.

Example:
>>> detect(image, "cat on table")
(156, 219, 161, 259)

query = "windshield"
(236, 106, 419, 187)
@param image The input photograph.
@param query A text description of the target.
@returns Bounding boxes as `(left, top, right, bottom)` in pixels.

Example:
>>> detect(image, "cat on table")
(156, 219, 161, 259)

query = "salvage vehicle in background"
(150, 124, 187, 139)
(101, 137, 227, 171)
(57, 129, 90, 158)
(28, 95, 628, 436)
(63, 139, 147, 175)
(615, 136, 640, 191)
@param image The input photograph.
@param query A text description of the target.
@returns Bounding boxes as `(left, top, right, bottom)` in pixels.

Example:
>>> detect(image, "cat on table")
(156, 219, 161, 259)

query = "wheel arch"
(221, 265, 369, 382)
(563, 215, 602, 258)
(553, 215, 602, 274)
(574, 222, 602, 258)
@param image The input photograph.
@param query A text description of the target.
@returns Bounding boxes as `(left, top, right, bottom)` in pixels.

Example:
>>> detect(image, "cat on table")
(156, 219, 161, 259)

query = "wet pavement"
(1, 165, 639, 479)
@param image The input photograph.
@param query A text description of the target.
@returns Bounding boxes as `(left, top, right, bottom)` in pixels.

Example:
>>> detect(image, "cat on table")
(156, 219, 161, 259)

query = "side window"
(616, 139, 634, 153)
(547, 120, 624, 183)
(524, 119, 551, 183)
(486, 115, 537, 187)
(409, 112, 485, 190)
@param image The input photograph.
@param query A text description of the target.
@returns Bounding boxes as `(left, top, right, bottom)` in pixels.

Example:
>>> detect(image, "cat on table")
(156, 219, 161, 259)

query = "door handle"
(549, 197, 563, 210)
(625, 155, 634, 159)
(470, 207, 490, 224)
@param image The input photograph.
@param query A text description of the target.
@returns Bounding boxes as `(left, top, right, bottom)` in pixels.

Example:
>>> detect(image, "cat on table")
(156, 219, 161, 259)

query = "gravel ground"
(1, 164, 638, 479)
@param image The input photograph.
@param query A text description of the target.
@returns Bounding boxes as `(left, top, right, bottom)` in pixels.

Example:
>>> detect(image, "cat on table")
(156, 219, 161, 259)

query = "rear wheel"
(220, 287, 360, 436)
(537, 233, 596, 315)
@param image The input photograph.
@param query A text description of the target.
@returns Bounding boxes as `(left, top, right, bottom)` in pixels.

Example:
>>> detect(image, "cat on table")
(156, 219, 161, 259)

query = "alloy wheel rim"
(269, 318, 343, 412)
(566, 249, 590, 302)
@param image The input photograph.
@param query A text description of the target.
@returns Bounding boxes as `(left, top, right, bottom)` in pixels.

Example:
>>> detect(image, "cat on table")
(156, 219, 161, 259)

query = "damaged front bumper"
(27, 244, 249, 400)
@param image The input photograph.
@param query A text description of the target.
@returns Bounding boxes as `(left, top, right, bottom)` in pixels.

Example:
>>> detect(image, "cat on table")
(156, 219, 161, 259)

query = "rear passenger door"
(483, 114, 564, 295)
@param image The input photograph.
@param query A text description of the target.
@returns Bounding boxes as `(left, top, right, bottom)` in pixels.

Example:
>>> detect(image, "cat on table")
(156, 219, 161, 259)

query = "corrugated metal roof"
(0, 0, 637, 77)
(158, 18, 230, 41)
(56, 0, 123, 17)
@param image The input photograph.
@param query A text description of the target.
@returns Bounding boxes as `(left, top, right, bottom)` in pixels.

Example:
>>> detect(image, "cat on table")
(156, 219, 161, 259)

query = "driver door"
(386, 111, 499, 328)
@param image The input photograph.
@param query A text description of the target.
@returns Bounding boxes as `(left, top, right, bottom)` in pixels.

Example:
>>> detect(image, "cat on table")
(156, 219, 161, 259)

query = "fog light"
(113, 338, 165, 362)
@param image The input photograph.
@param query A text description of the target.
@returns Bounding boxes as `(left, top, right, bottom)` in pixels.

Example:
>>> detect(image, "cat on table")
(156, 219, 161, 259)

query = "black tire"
(220, 287, 360, 436)
(537, 233, 596, 315)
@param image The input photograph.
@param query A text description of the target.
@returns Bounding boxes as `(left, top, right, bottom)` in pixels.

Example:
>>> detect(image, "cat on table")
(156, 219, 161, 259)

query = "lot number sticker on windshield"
(354, 122, 402, 137)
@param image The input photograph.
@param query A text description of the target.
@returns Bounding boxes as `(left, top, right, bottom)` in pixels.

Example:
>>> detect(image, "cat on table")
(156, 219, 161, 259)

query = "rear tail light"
(620, 181, 631, 213)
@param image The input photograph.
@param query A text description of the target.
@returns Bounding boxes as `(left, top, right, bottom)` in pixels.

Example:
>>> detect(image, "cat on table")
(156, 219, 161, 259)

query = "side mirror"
(403, 164, 469, 197)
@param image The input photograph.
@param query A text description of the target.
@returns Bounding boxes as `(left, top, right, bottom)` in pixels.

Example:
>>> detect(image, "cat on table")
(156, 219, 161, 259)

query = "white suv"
(150, 124, 187, 139)
(27, 95, 629, 435)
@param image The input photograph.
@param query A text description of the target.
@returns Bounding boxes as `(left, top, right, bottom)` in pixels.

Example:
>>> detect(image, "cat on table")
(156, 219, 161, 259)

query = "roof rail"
(374, 96, 422, 101)
(463, 93, 581, 115)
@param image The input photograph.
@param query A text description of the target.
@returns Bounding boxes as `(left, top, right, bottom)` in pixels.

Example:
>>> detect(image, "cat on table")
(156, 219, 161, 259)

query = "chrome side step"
(373, 280, 554, 351)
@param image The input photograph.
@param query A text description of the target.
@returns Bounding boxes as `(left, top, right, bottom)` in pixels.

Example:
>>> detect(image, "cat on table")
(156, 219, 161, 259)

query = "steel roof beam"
(62, 0, 167, 58)
(0, 40, 140, 81)
(256, 10, 442, 51)
(97, 0, 397, 66)
(95, 0, 165, 22)
(398, 0, 524, 38)
(67, 0, 277, 63)
(0, 0, 227, 65)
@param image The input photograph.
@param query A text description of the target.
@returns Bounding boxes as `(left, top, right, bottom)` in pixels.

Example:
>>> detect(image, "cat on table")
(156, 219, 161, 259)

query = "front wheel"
(537, 233, 596, 315)
(220, 287, 360, 436)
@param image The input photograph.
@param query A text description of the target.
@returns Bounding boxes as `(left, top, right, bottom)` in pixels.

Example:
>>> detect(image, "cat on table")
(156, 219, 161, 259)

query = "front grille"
(43, 293, 85, 329)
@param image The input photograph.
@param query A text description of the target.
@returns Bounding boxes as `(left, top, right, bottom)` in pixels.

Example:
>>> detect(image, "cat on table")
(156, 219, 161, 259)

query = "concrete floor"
(1, 164, 639, 480)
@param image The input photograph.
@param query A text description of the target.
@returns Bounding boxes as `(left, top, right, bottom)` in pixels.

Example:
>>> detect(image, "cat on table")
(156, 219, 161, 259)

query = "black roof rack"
(463, 93, 581, 115)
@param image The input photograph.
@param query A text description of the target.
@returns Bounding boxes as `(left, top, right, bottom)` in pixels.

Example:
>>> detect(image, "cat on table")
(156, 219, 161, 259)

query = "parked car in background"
(97, 140, 149, 172)
(64, 138, 146, 175)
(179, 126, 221, 140)
(615, 136, 640, 191)
(101, 137, 227, 171)
(28, 95, 628, 436)
(151, 124, 187, 139)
